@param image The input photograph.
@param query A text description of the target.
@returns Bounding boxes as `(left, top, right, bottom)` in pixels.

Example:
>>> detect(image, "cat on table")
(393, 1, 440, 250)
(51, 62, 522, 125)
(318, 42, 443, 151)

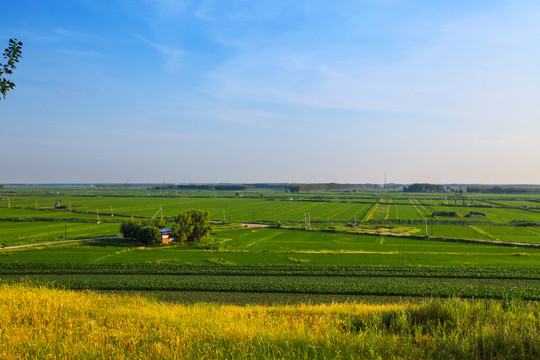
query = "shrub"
(433, 211, 461, 218)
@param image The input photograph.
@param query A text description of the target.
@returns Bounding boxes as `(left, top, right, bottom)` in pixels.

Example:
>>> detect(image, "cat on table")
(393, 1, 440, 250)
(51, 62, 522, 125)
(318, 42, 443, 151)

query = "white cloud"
(204, 4, 540, 128)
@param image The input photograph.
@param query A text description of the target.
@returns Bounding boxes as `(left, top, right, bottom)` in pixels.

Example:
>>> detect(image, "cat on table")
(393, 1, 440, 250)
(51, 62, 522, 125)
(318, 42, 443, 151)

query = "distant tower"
(384, 172, 387, 188)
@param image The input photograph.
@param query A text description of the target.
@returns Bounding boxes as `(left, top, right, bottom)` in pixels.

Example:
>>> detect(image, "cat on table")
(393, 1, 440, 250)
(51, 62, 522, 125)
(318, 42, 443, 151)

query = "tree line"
(403, 183, 445, 193)
(466, 186, 540, 194)
(153, 184, 252, 191)
(289, 183, 383, 193)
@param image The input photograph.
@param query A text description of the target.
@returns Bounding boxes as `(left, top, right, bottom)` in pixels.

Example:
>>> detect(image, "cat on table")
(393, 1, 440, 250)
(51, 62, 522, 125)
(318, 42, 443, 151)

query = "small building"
(159, 227, 172, 244)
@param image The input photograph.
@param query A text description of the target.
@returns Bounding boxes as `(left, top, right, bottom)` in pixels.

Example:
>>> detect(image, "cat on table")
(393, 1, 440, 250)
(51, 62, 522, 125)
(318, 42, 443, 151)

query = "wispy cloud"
(110, 129, 192, 140)
(194, 0, 216, 22)
(200, 108, 293, 128)
(204, 4, 540, 128)
(143, 0, 188, 19)
(52, 27, 106, 42)
(138, 36, 185, 72)
(57, 49, 103, 58)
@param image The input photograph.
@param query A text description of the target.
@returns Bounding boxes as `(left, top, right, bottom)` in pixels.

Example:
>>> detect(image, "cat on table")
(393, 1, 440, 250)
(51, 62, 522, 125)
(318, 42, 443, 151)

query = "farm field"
(2, 195, 376, 223)
(477, 226, 540, 244)
(0, 221, 119, 247)
(2, 227, 540, 301)
(1, 187, 540, 304)
(2, 273, 539, 299)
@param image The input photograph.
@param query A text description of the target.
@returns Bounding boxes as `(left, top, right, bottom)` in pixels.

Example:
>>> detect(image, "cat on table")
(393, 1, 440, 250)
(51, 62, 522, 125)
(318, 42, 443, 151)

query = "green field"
(1, 187, 540, 303)
(0, 221, 119, 246)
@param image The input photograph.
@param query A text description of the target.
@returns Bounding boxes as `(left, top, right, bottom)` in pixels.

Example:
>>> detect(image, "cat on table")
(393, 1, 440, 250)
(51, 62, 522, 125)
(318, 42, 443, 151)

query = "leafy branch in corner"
(0, 38, 23, 100)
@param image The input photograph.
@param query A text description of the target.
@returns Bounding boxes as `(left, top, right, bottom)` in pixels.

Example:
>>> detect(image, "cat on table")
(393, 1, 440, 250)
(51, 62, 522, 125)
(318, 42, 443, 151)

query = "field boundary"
(275, 226, 540, 249)
(1, 236, 122, 250)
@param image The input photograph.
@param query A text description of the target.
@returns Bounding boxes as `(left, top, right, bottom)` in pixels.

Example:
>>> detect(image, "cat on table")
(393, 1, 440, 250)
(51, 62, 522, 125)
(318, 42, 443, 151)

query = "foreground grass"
(1, 283, 539, 359)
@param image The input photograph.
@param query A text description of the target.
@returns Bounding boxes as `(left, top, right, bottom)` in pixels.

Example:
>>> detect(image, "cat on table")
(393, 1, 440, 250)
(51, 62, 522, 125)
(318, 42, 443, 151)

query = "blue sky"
(1, 0, 539, 184)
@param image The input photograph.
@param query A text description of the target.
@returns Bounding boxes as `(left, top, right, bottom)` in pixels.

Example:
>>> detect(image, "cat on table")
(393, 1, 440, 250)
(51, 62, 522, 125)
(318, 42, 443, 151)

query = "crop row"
(2, 274, 539, 300)
(1, 264, 539, 280)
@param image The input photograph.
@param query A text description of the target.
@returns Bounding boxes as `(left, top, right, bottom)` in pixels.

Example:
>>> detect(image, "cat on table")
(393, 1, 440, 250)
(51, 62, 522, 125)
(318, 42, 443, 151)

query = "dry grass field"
(1, 282, 539, 359)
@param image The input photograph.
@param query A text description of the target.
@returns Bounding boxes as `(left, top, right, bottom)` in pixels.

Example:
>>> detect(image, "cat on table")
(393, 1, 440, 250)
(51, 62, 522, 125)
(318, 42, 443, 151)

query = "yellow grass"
(1, 283, 539, 359)
(0, 283, 401, 359)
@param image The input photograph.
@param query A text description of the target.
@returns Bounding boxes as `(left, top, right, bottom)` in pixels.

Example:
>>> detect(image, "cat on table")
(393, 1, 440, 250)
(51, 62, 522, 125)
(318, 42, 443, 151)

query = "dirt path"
(1, 236, 123, 250)
(239, 223, 271, 229)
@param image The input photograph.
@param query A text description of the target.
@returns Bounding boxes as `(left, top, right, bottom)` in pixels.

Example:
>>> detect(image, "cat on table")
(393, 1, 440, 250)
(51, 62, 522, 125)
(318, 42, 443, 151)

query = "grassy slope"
(0, 283, 538, 360)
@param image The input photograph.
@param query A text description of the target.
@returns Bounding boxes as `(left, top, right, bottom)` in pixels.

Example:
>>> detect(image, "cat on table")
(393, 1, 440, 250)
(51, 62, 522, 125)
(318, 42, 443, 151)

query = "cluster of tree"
(465, 212, 486, 218)
(403, 183, 445, 193)
(432, 211, 461, 218)
(120, 217, 168, 245)
(170, 209, 211, 243)
(119, 209, 211, 245)
(466, 186, 540, 194)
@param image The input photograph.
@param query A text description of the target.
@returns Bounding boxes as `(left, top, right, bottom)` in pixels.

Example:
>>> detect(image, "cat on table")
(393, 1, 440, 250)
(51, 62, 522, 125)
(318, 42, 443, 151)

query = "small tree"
(189, 209, 210, 241)
(171, 209, 211, 243)
(1, 39, 23, 100)
(120, 217, 141, 241)
(155, 217, 168, 229)
(171, 211, 194, 243)
(137, 226, 161, 245)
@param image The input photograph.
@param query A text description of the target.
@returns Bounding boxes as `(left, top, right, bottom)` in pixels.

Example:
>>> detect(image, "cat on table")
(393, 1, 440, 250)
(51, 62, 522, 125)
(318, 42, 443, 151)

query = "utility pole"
(110, 204, 113, 217)
(69, 202, 72, 213)
(97, 209, 100, 224)
(425, 220, 428, 239)
(35, 200, 38, 210)
(223, 209, 226, 223)
(7, 198, 10, 208)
